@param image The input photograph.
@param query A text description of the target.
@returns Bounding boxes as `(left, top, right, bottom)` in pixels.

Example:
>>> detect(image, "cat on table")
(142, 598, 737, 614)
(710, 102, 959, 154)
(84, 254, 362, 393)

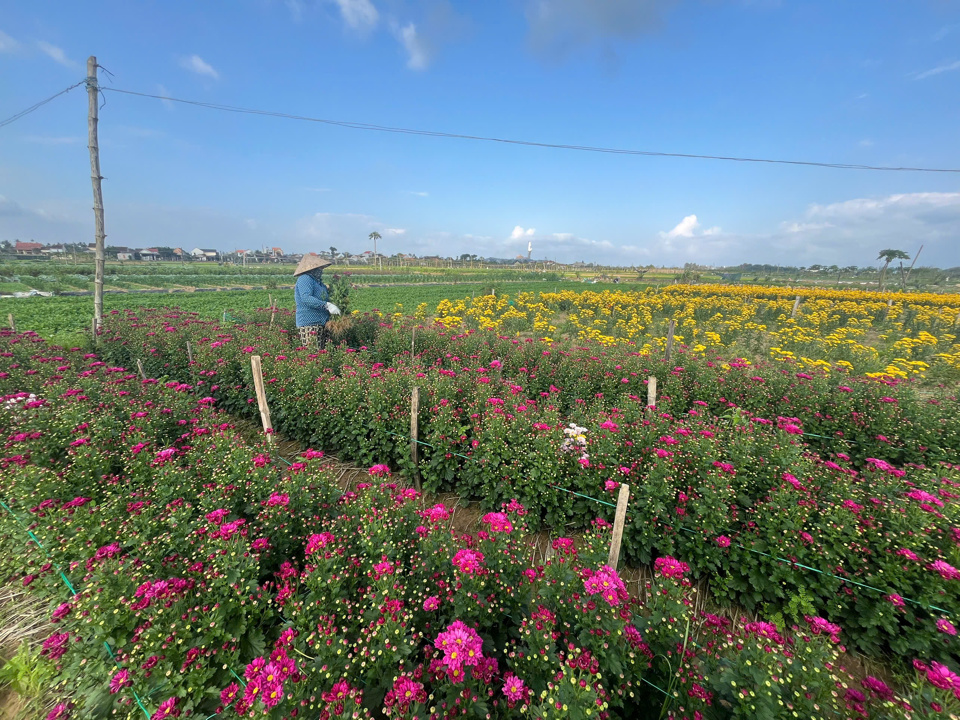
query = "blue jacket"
(294, 273, 331, 327)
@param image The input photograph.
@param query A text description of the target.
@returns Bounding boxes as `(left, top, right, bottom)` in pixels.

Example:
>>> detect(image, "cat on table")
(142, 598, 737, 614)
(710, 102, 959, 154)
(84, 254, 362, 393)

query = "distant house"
(40, 244, 66, 255)
(190, 248, 219, 261)
(15, 241, 43, 255)
(117, 252, 135, 261)
(138, 249, 161, 261)
(271, 247, 283, 258)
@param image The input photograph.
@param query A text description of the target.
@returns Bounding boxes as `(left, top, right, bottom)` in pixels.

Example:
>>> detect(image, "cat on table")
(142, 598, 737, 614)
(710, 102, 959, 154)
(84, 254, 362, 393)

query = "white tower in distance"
(527, 241, 532, 260)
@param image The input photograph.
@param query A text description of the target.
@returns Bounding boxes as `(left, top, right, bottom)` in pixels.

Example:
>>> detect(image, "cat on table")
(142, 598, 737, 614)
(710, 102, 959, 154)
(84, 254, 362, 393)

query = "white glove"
(325, 302, 341, 316)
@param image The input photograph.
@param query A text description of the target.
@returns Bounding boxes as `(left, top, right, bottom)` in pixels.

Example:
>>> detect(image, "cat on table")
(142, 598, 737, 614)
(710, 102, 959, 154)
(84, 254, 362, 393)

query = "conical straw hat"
(294, 253, 333, 276)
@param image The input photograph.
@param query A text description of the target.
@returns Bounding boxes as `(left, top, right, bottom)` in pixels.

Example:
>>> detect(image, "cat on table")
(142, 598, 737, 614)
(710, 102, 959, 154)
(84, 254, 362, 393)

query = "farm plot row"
(94, 308, 960, 666)
(428, 284, 960, 383)
(3, 329, 944, 720)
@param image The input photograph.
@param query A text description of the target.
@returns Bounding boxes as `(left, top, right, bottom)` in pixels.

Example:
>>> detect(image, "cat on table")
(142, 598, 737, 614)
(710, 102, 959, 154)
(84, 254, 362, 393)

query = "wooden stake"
(791, 296, 801, 319)
(251, 355, 274, 443)
(647, 376, 657, 411)
(410, 387, 422, 490)
(136, 359, 146, 380)
(186, 341, 194, 365)
(87, 57, 106, 332)
(411, 327, 416, 357)
(664, 319, 676, 363)
(7, 314, 14, 332)
(607, 483, 631, 570)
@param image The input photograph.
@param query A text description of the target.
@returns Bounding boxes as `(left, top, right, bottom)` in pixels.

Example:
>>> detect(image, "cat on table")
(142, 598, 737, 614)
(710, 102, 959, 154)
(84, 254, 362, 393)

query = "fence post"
(7, 314, 14, 332)
(664, 319, 676, 363)
(647, 376, 657, 413)
(410, 387, 422, 490)
(136, 359, 146, 380)
(251, 355, 274, 443)
(790, 296, 801, 319)
(607, 483, 631, 570)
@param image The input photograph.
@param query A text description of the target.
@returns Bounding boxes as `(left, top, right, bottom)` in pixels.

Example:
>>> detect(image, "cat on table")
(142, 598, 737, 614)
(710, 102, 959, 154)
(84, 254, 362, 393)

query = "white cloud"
(661, 214, 699, 239)
(780, 221, 833, 234)
(913, 59, 960, 80)
(659, 214, 721, 240)
(0, 29, 19, 53)
(37, 41, 76, 68)
(510, 226, 536, 239)
(409, 191, 429, 197)
(394, 22, 430, 70)
(180, 54, 220, 80)
(859, 138, 873, 147)
(385, 228, 406, 235)
(332, 0, 379, 31)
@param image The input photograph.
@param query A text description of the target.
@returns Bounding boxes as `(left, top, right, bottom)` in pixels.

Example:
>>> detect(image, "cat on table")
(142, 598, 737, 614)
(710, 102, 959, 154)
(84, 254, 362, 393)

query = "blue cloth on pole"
(294, 273, 331, 327)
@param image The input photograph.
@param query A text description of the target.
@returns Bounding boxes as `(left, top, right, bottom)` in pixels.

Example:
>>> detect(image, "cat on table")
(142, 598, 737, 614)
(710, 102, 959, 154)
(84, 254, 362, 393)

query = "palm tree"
(877, 249, 909, 290)
(368, 232, 382, 270)
(329, 246, 338, 260)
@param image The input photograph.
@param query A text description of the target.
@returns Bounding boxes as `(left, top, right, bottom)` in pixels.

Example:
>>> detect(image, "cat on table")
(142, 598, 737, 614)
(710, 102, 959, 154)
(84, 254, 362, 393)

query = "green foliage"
(0, 641, 54, 698)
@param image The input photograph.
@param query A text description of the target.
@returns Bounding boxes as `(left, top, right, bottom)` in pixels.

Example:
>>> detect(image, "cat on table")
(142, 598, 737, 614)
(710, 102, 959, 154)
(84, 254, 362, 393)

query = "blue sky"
(1, 0, 959, 267)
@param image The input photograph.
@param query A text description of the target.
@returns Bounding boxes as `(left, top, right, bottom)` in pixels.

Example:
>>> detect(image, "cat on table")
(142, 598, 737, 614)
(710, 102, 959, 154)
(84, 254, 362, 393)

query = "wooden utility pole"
(86, 56, 106, 331)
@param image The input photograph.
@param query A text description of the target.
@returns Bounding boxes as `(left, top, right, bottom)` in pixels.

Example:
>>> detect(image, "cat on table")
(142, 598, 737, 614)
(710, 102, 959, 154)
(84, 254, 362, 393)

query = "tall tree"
(368, 232, 382, 270)
(329, 246, 338, 260)
(877, 249, 909, 291)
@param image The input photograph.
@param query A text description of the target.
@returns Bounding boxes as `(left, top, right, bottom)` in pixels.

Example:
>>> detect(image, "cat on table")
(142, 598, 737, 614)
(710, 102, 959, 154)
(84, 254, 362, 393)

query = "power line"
(103, 86, 960, 174)
(0, 80, 86, 129)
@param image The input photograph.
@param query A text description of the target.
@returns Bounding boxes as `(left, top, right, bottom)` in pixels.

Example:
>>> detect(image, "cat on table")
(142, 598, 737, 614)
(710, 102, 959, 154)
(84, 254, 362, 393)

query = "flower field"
(430, 284, 960, 382)
(2, 281, 960, 719)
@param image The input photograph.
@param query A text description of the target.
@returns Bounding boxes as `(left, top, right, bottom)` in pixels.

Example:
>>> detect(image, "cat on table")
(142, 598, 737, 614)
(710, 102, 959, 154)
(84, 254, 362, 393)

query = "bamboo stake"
(251, 355, 274, 443)
(647, 376, 657, 412)
(790, 296, 801, 319)
(411, 327, 416, 357)
(410, 387, 422, 490)
(186, 341, 194, 365)
(607, 483, 631, 570)
(136, 359, 146, 380)
(664, 319, 676, 363)
(7, 314, 14, 332)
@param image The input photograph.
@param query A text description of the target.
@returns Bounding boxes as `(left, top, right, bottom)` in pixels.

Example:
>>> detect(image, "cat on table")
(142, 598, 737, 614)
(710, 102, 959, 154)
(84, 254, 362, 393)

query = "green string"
(548, 485, 618, 509)
(802, 432, 857, 444)
(674, 526, 951, 616)
(383, 430, 473, 460)
(229, 667, 248, 688)
(641, 676, 674, 700)
(0, 499, 152, 719)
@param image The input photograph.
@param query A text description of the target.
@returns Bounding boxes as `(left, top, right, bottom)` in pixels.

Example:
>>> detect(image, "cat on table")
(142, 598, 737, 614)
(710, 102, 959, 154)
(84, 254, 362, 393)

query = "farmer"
(294, 253, 339, 350)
